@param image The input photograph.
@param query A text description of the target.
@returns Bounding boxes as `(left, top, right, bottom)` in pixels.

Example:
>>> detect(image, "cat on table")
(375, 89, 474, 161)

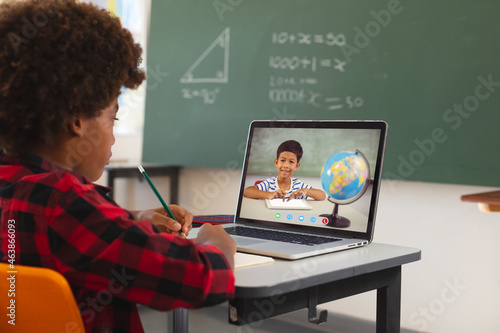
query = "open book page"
(265, 199, 312, 210)
(235, 252, 274, 269)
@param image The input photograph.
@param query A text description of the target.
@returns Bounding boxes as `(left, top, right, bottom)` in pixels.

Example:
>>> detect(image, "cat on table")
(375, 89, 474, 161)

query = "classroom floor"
(139, 304, 335, 333)
(138, 303, 419, 333)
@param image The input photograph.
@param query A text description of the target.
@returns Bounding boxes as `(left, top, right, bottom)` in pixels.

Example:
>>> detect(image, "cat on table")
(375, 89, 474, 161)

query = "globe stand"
(320, 202, 350, 228)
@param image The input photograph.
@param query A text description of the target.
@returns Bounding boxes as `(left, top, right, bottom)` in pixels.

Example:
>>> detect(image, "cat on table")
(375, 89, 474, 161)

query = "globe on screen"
(320, 150, 371, 227)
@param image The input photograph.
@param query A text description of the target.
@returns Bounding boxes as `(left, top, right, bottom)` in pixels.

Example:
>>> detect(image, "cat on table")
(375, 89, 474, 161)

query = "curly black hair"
(0, 0, 146, 155)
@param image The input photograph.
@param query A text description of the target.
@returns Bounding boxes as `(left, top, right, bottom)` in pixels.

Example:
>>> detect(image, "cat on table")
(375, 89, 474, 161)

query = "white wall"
(333, 179, 500, 333)
(101, 138, 500, 332)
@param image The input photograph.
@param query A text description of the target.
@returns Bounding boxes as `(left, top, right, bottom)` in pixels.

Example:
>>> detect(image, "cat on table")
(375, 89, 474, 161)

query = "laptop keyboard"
(225, 226, 341, 246)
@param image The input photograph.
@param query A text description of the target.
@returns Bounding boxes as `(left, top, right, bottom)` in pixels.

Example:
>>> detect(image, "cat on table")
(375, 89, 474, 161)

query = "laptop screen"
(235, 120, 388, 240)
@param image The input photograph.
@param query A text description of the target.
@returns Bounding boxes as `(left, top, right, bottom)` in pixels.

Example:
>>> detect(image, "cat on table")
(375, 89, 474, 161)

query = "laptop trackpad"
(234, 237, 266, 247)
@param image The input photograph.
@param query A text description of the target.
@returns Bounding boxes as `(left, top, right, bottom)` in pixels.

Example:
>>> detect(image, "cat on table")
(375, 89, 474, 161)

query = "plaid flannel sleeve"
(47, 179, 235, 311)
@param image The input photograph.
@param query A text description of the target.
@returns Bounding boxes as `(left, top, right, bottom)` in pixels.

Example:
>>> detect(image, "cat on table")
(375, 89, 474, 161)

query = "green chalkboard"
(143, 0, 500, 187)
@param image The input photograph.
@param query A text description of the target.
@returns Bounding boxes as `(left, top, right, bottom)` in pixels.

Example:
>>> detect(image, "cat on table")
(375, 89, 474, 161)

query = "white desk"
(104, 164, 180, 202)
(172, 242, 421, 333)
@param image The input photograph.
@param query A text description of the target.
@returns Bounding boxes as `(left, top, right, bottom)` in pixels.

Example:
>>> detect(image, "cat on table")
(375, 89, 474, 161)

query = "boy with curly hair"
(0, 1, 236, 331)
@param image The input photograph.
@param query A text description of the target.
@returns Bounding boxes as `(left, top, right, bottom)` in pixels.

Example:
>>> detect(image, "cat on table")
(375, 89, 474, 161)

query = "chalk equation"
(180, 28, 229, 104)
(176, 28, 363, 110)
(272, 32, 346, 47)
(269, 89, 364, 111)
(268, 30, 363, 112)
(270, 76, 318, 87)
(181, 88, 220, 104)
(269, 55, 347, 73)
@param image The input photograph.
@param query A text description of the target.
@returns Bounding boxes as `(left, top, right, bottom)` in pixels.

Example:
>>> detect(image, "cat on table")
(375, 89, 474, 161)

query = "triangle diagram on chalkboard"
(180, 28, 230, 84)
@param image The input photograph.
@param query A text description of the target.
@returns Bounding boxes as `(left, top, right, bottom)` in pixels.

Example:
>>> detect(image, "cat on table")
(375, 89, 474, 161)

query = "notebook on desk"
(224, 120, 388, 260)
(265, 198, 312, 210)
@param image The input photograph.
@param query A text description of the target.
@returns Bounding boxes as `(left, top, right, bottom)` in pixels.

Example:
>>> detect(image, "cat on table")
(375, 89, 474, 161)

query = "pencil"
(138, 165, 186, 237)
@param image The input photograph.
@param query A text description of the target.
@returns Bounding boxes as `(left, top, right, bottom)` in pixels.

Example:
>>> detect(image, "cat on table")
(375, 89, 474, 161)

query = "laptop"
(224, 120, 388, 260)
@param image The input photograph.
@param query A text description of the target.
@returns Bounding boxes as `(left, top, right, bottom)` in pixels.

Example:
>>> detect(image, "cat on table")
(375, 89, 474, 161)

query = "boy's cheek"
(95, 118, 113, 133)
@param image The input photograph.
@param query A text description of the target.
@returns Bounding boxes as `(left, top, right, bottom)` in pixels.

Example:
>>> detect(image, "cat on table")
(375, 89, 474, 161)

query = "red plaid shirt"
(0, 153, 235, 332)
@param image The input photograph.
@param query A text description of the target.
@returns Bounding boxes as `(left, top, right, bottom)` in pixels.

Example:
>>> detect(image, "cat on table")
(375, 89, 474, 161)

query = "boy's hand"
(269, 189, 287, 201)
(131, 205, 193, 236)
(194, 224, 236, 269)
(287, 188, 309, 201)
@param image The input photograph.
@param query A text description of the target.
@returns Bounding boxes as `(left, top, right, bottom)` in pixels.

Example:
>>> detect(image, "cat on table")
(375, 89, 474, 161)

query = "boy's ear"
(274, 158, 278, 166)
(68, 118, 85, 137)
(297, 162, 301, 168)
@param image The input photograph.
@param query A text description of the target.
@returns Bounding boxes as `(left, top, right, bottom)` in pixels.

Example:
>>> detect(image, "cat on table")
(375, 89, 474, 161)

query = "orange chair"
(0, 262, 85, 332)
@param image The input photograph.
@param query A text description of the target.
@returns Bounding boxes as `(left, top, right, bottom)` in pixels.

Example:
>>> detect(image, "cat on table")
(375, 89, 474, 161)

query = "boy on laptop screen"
(243, 140, 327, 201)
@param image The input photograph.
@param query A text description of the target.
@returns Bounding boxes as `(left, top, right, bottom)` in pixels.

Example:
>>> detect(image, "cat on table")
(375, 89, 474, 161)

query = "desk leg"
(376, 266, 401, 333)
(172, 308, 188, 333)
(107, 171, 116, 200)
(170, 167, 179, 204)
(230, 266, 403, 331)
